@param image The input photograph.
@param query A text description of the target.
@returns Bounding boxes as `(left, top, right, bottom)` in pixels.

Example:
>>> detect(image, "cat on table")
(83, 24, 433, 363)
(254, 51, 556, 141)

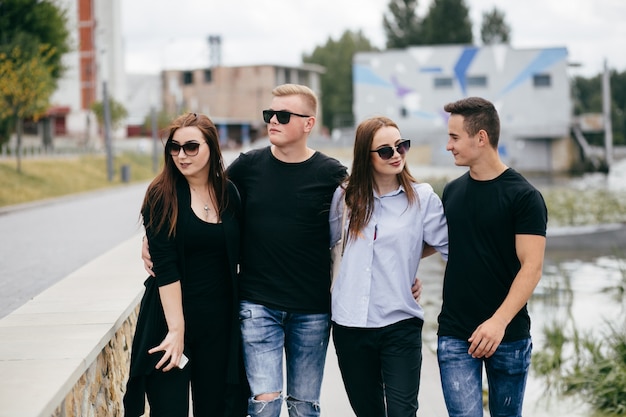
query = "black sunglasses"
(370, 140, 411, 160)
(167, 141, 203, 156)
(262, 110, 310, 124)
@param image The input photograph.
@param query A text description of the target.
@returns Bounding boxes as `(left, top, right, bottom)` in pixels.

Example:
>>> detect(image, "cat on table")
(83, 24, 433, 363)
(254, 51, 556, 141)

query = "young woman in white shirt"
(329, 116, 448, 417)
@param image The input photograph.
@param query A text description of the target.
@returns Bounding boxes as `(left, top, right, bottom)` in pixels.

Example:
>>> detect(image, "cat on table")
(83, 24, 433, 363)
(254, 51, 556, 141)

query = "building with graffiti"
(353, 45, 577, 173)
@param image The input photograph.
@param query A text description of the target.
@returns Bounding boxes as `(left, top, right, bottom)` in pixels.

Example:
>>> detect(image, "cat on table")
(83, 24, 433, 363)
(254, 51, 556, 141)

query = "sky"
(121, 0, 626, 78)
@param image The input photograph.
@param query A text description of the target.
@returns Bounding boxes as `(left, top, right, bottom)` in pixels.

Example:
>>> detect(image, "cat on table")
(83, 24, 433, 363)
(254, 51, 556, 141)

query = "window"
(204, 69, 212, 83)
(533, 74, 551, 87)
(434, 77, 453, 88)
(182, 71, 193, 85)
(466, 76, 487, 87)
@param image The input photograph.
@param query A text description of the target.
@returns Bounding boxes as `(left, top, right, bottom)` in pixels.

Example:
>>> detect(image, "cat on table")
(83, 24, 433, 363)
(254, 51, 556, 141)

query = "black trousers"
(145, 304, 234, 417)
(332, 317, 423, 417)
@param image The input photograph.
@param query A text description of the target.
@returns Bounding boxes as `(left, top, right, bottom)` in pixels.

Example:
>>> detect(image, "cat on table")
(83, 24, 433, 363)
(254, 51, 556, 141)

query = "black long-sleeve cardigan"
(123, 178, 244, 416)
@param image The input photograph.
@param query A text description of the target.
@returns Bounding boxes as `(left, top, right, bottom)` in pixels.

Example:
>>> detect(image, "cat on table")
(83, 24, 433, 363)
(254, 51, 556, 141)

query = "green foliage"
(542, 187, 626, 227)
(0, 45, 56, 120)
(142, 109, 176, 136)
(534, 320, 626, 416)
(572, 70, 626, 146)
(480, 7, 511, 45)
(0, 0, 71, 80)
(383, 0, 473, 48)
(383, 0, 424, 48)
(421, 0, 472, 45)
(91, 97, 129, 130)
(303, 30, 378, 130)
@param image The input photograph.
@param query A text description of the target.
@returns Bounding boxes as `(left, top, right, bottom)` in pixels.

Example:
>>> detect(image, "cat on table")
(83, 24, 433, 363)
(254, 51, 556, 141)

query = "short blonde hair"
(272, 84, 318, 116)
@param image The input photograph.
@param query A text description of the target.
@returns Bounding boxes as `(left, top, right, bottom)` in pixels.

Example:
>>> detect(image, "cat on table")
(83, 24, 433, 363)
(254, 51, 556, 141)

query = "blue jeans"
(437, 336, 532, 417)
(239, 300, 330, 417)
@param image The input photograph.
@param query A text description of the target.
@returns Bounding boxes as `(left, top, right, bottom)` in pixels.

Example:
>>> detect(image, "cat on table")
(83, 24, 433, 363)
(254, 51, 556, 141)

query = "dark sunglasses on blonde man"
(262, 109, 310, 124)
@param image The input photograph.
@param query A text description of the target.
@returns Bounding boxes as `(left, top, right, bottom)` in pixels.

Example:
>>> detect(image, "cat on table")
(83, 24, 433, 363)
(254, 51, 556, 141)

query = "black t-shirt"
(437, 168, 547, 341)
(227, 147, 347, 313)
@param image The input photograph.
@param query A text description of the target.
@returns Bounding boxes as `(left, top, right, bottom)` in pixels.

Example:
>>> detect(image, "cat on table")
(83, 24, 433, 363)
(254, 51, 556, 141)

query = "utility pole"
(602, 59, 613, 169)
(103, 80, 114, 181)
(151, 106, 158, 173)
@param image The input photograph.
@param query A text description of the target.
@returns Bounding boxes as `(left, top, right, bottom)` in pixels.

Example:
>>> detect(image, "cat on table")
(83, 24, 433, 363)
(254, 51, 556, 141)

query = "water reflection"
(419, 247, 626, 417)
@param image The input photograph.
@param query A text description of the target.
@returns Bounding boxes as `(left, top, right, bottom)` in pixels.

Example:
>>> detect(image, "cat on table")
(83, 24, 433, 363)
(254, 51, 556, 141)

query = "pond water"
(419, 234, 626, 417)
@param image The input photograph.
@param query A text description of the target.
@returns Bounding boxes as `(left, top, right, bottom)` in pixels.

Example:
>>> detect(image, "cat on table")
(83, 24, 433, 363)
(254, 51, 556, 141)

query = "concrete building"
(353, 45, 577, 173)
(46, 0, 125, 144)
(160, 63, 325, 146)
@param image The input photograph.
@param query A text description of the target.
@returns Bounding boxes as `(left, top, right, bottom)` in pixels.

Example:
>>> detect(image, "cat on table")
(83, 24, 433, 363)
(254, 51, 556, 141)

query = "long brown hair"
(141, 112, 228, 237)
(345, 116, 417, 240)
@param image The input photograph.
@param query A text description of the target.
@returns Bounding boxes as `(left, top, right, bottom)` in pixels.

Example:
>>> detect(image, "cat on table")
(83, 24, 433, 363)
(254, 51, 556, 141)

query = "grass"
(533, 320, 626, 416)
(0, 152, 158, 207)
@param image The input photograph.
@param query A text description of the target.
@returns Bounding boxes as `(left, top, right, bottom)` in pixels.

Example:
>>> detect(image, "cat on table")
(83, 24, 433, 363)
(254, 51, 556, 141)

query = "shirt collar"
(374, 184, 405, 199)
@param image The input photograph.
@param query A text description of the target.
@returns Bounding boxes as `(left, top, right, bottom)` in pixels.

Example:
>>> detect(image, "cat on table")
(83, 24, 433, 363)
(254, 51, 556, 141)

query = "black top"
(437, 169, 547, 342)
(124, 179, 243, 417)
(228, 147, 347, 314)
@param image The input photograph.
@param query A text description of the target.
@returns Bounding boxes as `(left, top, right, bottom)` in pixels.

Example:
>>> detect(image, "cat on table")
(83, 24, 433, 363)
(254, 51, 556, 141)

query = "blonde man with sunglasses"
(226, 84, 347, 417)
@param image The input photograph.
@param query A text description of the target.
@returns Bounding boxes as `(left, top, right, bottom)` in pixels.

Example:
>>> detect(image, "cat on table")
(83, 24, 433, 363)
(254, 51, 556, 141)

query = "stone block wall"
(51, 307, 140, 417)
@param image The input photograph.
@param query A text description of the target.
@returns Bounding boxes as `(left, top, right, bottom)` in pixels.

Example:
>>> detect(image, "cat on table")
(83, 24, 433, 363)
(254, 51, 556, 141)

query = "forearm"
(158, 281, 184, 333)
(492, 263, 542, 325)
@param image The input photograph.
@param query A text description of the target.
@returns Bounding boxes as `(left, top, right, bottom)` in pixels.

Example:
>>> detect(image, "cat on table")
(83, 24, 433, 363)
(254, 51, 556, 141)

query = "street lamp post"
(102, 80, 114, 182)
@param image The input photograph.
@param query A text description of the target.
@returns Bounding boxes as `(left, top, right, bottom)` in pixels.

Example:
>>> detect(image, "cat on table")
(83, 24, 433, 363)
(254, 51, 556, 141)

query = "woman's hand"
(142, 236, 155, 277)
(149, 328, 185, 372)
(412, 277, 423, 303)
(151, 281, 185, 371)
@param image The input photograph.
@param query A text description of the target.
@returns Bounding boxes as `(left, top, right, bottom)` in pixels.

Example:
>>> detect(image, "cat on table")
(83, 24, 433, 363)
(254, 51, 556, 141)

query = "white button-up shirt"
(329, 182, 448, 328)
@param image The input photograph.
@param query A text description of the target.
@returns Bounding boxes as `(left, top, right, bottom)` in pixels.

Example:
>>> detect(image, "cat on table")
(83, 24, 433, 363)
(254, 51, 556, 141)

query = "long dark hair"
(345, 116, 417, 240)
(141, 112, 228, 237)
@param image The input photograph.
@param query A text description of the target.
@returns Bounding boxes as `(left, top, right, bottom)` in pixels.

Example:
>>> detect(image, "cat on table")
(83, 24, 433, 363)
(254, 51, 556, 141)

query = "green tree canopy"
(383, 0, 424, 48)
(572, 70, 626, 146)
(91, 97, 129, 131)
(0, 0, 71, 79)
(0, 0, 71, 146)
(480, 7, 511, 45)
(421, 0, 473, 45)
(0, 45, 57, 171)
(303, 30, 378, 131)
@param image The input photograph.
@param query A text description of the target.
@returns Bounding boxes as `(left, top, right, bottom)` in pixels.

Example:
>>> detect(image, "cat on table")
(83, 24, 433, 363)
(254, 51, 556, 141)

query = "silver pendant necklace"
(191, 185, 210, 220)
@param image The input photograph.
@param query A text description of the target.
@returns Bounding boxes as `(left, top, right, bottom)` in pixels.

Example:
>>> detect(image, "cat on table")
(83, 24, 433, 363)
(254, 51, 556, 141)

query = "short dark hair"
(444, 97, 500, 148)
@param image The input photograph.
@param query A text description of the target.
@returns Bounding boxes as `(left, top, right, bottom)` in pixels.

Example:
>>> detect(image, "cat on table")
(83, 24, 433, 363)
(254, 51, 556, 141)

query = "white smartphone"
(178, 353, 189, 369)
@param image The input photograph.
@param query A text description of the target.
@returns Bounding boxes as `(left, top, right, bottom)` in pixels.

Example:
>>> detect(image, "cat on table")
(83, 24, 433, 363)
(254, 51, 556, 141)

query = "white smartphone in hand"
(178, 353, 189, 369)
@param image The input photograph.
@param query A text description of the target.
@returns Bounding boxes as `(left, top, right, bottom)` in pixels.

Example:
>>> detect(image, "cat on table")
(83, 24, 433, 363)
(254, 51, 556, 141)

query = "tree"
(303, 30, 378, 131)
(0, 0, 71, 147)
(383, 0, 424, 49)
(572, 70, 626, 146)
(480, 7, 511, 45)
(143, 109, 175, 136)
(421, 0, 473, 45)
(0, 0, 71, 79)
(91, 97, 129, 132)
(0, 45, 56, 173)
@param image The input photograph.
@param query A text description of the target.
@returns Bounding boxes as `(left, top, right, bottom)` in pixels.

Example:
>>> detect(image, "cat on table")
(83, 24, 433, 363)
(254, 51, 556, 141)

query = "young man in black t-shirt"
(437, 97, 547, 417)
(228, 84, 347, 417)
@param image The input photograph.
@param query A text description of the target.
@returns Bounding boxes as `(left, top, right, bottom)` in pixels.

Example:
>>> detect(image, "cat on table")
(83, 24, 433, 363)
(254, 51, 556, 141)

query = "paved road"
(0, 182, 150, 319)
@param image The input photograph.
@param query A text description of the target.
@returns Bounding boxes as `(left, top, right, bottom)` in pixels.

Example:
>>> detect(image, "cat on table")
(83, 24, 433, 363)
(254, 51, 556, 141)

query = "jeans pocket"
(239, 308, 252, 321)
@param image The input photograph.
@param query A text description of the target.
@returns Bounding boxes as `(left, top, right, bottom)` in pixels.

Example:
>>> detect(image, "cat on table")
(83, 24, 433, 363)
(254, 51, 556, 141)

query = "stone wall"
(51, 307, 140, 417)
